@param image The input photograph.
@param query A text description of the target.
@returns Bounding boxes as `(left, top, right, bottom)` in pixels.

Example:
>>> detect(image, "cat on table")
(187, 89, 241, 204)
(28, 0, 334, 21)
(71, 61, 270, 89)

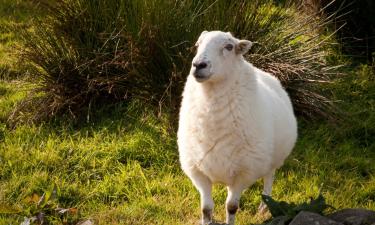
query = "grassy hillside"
(0, 1, 374, 225)
(1, 73, 374, 225)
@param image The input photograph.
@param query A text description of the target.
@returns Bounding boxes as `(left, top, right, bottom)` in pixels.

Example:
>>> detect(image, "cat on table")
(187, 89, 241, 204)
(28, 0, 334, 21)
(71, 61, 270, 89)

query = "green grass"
(0, 101, 185, 224)
(0, 0, 42, 80)
(0, 1, 374, 225)
(1, 70, 374, 224)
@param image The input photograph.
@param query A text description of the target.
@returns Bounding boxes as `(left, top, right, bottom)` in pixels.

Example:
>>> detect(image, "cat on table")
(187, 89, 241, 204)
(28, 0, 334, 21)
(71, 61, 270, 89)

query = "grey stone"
(328, 209, 375, 225)
(265, 216, 292, 225)
(289, 211, 343, 225)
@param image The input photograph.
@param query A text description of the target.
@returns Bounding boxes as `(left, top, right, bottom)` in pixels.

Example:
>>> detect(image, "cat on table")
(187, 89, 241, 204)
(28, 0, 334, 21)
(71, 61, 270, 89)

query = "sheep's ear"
(235, 40, 252, 55)
(196, 30, 208, 46)
(200, 30, 208, 36)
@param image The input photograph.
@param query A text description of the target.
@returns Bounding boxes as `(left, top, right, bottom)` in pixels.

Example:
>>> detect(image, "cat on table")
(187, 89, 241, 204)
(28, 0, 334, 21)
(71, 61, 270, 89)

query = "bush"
(10, 0, 340, 124)
(261, 194, 332, 225)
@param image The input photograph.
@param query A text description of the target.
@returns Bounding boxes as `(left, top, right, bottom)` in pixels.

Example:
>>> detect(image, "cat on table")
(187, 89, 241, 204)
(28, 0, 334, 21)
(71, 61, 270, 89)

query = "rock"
(289, 211, 343, 225)
(266, 216, 292, 225)
(328, 209, 375, 225)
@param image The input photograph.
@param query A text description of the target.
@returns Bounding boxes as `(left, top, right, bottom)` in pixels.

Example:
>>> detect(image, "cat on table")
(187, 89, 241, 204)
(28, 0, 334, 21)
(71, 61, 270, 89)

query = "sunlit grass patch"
(0, 0, 43, 80)
(1, 95, 374, 224)
(0, 81, 29, 122)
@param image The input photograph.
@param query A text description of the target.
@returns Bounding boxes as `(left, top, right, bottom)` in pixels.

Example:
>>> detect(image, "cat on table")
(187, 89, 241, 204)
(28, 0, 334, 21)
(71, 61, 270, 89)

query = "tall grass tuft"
(10, 0, 340, 124)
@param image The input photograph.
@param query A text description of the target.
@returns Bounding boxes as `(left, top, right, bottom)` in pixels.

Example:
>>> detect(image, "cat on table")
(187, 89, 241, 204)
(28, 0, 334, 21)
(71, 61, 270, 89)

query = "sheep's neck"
(200, 77, 233, 96)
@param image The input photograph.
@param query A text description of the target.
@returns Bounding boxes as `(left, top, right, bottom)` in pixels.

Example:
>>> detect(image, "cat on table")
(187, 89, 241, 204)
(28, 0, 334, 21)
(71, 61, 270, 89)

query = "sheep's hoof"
(257, 202, 269, 215)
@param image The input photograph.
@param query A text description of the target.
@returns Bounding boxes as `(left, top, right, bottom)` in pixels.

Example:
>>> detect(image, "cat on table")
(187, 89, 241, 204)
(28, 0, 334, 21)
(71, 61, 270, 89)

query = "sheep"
(177, 31, 298, 225)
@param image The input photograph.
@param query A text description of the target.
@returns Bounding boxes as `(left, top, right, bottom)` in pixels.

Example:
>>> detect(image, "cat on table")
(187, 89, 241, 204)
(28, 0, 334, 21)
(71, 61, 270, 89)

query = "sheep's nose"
(193, 62, 207, 70)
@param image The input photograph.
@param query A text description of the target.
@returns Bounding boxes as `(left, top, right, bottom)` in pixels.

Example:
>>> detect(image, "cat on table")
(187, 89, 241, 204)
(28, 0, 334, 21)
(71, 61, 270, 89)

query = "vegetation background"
(0, 0, 374, 224)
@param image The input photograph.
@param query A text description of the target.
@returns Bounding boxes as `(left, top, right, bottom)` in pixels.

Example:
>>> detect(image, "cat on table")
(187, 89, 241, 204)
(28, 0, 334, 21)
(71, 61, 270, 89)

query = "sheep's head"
(191, 31, 252, 83)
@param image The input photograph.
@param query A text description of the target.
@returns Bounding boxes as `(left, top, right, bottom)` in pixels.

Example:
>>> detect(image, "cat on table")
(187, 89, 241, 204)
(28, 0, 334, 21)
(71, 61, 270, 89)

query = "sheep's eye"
(224, 44, 233, 51)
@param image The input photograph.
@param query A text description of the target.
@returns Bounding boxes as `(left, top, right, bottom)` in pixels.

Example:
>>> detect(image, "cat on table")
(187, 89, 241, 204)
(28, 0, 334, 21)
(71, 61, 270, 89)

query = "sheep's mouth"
(193, 72, 211, 82)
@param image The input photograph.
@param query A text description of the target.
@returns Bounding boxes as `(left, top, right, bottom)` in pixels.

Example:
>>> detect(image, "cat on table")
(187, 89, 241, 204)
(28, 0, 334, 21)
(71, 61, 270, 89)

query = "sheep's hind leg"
(258, 169, 275, 214)
(225, 184, 245, 225)
(189, 169, 214, 225)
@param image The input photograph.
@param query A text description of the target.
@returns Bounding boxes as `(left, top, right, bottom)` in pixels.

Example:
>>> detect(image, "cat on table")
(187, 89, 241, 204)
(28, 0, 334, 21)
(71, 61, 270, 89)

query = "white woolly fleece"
(177, 31, 297, 225)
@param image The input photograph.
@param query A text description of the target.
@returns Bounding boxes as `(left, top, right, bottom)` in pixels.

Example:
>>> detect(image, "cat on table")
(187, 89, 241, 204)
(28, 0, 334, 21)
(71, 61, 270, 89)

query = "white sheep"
(177, 31, 297, 225)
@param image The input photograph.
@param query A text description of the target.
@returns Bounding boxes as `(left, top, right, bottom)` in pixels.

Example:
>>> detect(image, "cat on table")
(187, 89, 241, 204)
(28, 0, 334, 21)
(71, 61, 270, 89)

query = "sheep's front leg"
(258, 169, 275, 214)
(225, 184, 244, 225)
(189, 169, 214, 224)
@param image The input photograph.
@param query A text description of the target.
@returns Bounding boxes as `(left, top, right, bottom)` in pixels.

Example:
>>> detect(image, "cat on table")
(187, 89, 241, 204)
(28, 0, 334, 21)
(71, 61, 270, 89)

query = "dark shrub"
(322, 0, 375, 62)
